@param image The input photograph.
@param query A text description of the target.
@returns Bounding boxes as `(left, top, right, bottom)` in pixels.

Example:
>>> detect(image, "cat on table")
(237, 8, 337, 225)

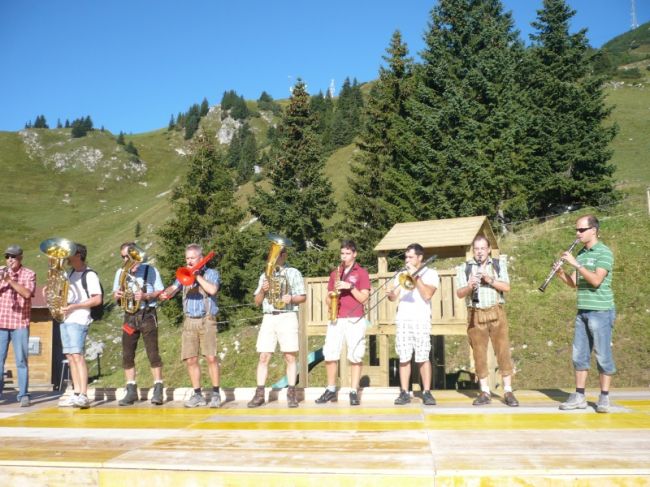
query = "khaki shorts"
(256, 312, 299, 353)
(181, 316, 218, 360)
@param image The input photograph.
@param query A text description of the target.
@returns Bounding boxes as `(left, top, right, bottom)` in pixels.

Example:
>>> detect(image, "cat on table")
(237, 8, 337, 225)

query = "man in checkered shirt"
(0, 245, 36, 407)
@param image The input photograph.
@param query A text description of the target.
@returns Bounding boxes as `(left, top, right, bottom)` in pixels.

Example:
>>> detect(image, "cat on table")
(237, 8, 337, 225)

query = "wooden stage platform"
(0, 387, 648, 486)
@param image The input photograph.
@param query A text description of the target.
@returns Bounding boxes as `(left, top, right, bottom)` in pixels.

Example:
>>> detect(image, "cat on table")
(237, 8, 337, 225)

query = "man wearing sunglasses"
(0, 245, 36, 407)
(555, 215, 616, 413)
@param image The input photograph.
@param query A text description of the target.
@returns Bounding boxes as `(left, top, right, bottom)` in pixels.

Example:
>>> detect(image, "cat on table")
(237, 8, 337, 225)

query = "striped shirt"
(0, 266, 36, 329)
(174, 268, 220, 317)
(255, 266, 305, 314)
(576, 241, 614, 311)
(455, 256, 508, 309)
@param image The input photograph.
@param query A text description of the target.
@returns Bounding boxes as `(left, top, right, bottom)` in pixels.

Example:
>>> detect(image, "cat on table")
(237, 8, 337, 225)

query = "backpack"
(70, 268, 105, 320)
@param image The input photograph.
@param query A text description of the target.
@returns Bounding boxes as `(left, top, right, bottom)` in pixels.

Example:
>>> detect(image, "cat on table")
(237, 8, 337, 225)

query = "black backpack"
(70, 268, 105, 320)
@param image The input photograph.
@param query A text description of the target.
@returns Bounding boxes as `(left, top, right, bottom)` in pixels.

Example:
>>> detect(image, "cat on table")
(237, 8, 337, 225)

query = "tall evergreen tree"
(56, 119, 62, 129)
(342, 30, 416, 263)
(157, 135, 263, 323)
(249, 80, 335, 251)
(200, 97, 210, 117)
(404, 0, 525, 222)
(326, 78, 364, 150)
(521, 0, 617, 215)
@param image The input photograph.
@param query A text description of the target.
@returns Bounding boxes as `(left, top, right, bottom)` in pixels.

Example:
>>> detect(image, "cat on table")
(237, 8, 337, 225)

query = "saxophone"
(328, 264, 343, 323)
(39, 238, 77, 322)
(119, 244, 147, 313)
(265, 234, 292, 309)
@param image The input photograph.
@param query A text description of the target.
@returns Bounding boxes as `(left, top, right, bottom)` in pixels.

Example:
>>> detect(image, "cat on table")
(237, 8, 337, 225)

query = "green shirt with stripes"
(576, 241, 615, 311)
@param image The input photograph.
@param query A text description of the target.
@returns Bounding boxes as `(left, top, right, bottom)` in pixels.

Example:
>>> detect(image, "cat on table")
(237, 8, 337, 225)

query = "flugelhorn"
(119, 244, 147, 313)
(176, 251, 215, 286)
(538, 238, 581, 293)
(40, 238, 77, 321)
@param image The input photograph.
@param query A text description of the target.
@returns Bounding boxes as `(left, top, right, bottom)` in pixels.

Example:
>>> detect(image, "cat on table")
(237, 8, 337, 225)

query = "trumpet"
(119, 244, 147, 313)
(40, 238, 77, 322)
(538, 238, 581, 293)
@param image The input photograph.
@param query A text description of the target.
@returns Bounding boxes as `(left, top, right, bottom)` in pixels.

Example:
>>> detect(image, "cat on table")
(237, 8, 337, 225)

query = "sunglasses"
(575, 227, 592, 233)
(4, 254, 19, 259)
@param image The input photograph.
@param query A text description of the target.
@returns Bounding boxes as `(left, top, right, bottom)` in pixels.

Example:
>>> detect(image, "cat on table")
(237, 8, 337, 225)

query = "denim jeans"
(0, 327, 30, 400)
(572, 309, 616, 374)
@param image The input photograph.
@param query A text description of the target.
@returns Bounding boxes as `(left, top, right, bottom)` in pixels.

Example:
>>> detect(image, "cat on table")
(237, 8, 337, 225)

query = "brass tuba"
(265, 233, 292, 309)
(40, 238, 77, 322)
(119, 244, 147, 313)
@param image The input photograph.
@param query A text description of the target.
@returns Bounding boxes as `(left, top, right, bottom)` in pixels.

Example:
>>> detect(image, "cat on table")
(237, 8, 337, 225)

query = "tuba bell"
(40, 238, 77, 322)
(119, 244, 147, 313)
(265, 233, 292, 309)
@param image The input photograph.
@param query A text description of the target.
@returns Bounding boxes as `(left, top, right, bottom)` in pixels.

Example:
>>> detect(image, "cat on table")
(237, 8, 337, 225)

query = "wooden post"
(297, 301, 308, 388)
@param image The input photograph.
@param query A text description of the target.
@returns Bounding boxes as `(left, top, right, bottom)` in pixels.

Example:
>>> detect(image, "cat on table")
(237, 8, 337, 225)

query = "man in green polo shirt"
(555, 214, 615, 413)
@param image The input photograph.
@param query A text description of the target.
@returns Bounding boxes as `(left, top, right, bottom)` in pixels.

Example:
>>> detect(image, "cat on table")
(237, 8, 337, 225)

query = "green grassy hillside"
(1, 66, 648, 390)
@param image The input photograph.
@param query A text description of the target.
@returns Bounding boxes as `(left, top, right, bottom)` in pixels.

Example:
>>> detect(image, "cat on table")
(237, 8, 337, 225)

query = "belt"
(267, 311, 284, 315)
(187, 314, 216, 319)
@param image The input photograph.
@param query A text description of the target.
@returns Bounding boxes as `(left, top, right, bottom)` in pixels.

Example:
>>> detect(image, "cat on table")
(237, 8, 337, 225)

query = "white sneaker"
(59, 395, 78, 407)
(75, 394, 91, 409)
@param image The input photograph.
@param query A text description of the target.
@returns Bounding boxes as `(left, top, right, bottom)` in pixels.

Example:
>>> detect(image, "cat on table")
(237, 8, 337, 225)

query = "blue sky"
(1, 1, 648, 134)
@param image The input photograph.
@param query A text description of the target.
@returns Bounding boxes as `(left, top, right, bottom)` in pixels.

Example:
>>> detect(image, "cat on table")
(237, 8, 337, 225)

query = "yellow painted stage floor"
(0, 387, 648, 486)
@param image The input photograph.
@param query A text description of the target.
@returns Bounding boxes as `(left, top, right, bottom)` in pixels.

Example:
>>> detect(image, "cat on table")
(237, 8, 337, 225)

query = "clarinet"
(538, 238, 581, 293)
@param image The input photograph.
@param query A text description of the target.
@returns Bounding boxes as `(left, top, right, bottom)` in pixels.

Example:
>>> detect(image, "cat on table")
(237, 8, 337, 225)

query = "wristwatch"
(349, 282, 355, 290)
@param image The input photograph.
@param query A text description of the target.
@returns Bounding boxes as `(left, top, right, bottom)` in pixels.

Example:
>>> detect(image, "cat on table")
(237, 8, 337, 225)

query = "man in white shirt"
(387, 243, 439, 406)
(58, 244, 102, 409)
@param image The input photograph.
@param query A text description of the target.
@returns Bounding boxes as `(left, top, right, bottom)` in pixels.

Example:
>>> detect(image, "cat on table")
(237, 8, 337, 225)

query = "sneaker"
(596, 394, 610, 413)
(59, 394, 78, 407)
(184, 392, 207, 408)
(422, 391, 436, 406)
(394, 390, 411, 405)
(247, 386, 266, 408)
(315, 389, 337, 404)
(151, 383, 164, 405)
(349, 391, 360, 406)
(19, 396, 31, 407)
(559, 392, 587, 410)
(209, 392, 222, 409)
(75, 394, 91, 409)
(287, 386, 299, 408)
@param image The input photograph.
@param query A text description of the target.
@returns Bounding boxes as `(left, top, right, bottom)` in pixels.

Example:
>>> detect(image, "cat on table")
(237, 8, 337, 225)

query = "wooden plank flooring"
(0, 388, 648, 486)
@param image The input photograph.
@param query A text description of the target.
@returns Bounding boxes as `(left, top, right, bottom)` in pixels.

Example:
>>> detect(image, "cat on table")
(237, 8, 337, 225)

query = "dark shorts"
(122, 308, 162, 369)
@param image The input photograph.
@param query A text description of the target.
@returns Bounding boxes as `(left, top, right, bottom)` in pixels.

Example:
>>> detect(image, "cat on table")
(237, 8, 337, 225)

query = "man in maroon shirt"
(0, 245, 36, 407)
(316, 240, 370, 406)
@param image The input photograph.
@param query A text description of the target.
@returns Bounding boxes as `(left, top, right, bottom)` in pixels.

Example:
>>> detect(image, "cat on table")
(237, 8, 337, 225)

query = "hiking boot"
(472, 392, 491, 406)
(209, 392, 222, 409)
(287, 386, 299, 408)
(151, 383, 164, 405)
(315, 389, 337, 404)
(596, 394, 610, 413)
(394, 390, 411, 405)
(75, 394, 91, 409)
(184, 392, 207, 408)
(59, 394, 78, 407)
(504, 391, 519, 407)
(19, 396, 31, 407)
(118, 383, 138, 406)
(422, 390, 436, 406)
(349, 391, 360, 406)
(559, 392, 587, 410)
(247, 386, 265, 408)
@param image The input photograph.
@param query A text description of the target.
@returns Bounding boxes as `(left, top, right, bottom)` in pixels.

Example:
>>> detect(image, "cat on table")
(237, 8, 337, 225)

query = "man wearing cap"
(0, 245, 36, 407)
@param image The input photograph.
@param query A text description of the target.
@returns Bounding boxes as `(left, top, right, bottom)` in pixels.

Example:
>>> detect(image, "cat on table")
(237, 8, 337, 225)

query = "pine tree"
(184, 113, 200, 140)
(56, 119, 62, 129)
(168, 114, 175, 131)
(326, 78, 364, 150)
(249, 80, 335, 251)
(521, 0, 617, 215)
(116, 131, 125, 145)
(341, 30, 416, 263)
(200, 97, 210, 117)
(64, 119, 70, 129)
(404, 0, 526, 222)
(157, 135, 264, 323)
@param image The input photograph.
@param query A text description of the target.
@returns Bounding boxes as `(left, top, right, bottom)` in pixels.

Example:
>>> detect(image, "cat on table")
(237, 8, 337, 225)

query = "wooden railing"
(298, 269, 470, 387)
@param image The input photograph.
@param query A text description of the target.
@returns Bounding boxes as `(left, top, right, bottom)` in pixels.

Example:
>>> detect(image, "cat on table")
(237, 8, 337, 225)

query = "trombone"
(352, 254, 437, 323)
